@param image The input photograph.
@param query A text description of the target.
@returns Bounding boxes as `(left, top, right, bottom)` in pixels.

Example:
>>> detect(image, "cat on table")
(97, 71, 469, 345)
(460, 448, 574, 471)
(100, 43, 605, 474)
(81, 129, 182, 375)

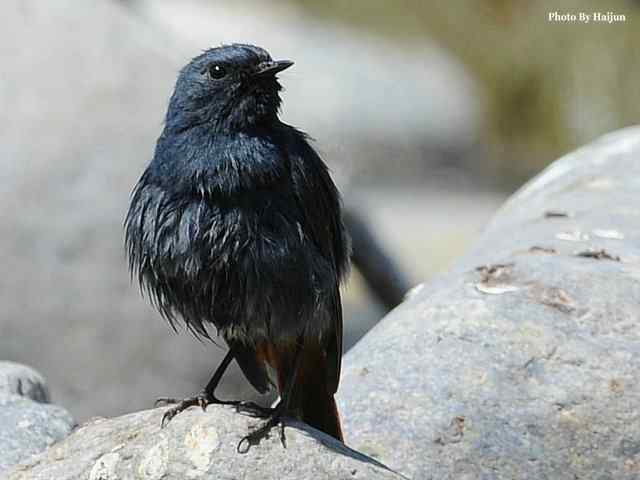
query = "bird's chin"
(227, 93, 280, 130)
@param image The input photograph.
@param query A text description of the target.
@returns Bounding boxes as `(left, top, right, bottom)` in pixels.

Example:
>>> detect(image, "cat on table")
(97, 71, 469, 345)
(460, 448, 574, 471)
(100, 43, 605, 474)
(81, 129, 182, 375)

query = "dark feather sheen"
(124, 44, 350, 396)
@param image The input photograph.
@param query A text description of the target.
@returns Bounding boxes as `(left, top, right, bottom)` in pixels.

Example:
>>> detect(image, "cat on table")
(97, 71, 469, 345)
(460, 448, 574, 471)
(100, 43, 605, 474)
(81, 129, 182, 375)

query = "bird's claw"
(236, 408, 287, 453)
(158, 396, 201, 428)
(156, 392, 240, 428)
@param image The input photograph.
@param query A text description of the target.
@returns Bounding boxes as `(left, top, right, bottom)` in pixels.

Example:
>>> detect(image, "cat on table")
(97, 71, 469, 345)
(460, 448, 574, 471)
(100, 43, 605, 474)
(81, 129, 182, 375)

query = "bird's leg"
(237, 338, 304, 453)
(156, 348, 240, 427)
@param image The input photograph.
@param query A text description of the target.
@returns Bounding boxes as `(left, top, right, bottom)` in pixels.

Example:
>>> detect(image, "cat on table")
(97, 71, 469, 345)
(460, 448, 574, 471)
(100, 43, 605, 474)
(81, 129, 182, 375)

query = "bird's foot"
(237, 402, 288, 453)
(155, 392, 240, 428)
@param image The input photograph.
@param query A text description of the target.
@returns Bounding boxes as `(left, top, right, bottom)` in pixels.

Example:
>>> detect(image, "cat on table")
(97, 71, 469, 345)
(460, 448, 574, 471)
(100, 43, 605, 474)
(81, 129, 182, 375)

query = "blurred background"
(0, 0, 637, 421)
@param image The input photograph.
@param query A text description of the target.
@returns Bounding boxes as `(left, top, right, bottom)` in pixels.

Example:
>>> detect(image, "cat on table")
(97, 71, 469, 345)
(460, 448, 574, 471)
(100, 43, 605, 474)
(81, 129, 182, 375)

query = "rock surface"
(338, 126, 640, 479)
(5, 407, 402, 480)
(0, 362, 74, 475)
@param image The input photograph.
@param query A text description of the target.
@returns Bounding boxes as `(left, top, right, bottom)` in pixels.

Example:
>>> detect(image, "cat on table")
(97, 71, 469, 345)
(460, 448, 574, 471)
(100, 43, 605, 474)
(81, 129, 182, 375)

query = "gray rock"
(0, 363, 74, 475)
(338, 126, 640, 479)
(4, 407, 403, 480)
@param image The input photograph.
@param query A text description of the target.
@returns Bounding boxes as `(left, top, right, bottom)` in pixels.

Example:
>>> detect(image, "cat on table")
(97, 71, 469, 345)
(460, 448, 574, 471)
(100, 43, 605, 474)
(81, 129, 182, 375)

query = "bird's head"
(165, 44, 293, 134)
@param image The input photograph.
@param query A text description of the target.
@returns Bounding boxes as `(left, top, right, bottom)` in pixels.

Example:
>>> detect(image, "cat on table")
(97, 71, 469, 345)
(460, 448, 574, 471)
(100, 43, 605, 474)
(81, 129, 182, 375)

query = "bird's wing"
(288, 130, 350, 394)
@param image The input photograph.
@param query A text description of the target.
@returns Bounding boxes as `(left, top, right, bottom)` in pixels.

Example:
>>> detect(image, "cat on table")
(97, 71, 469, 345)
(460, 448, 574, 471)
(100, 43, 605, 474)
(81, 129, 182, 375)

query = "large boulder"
(339, 126, 640, 479)
(5, 407, 402, 480)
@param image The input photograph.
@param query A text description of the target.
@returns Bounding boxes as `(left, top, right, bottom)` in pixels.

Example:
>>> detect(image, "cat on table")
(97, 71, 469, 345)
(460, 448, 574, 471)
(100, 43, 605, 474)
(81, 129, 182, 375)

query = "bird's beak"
(253, 60, 294, 77)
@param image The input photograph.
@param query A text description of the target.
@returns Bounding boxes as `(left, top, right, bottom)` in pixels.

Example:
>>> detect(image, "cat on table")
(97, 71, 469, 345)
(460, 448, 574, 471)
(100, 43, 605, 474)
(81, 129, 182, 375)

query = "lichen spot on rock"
(137, 436, 169, 480)
(184, 422, 220, 477)
(89, 452, 120, 480)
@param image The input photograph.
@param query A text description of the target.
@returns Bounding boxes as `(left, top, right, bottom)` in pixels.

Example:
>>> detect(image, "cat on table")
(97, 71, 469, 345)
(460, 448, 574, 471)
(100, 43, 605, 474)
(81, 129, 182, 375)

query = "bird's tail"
(299, 381, 343, 442)
(274, 345, 344, 442)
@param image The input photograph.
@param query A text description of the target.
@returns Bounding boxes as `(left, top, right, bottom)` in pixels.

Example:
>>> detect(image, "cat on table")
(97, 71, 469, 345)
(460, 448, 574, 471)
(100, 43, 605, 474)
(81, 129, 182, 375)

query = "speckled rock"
(5, 407, 403, 480)
(338, 126, 640, 479)
(0, 362, 74, 475)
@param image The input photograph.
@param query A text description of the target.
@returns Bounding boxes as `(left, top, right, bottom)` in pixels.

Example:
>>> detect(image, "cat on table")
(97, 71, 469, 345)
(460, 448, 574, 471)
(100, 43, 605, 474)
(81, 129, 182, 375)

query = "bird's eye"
(206, 64, 227, 80)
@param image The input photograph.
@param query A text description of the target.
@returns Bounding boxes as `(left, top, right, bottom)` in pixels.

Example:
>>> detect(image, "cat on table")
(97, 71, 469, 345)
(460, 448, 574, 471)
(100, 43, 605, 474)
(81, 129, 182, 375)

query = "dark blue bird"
(125, 44, 350, 448)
